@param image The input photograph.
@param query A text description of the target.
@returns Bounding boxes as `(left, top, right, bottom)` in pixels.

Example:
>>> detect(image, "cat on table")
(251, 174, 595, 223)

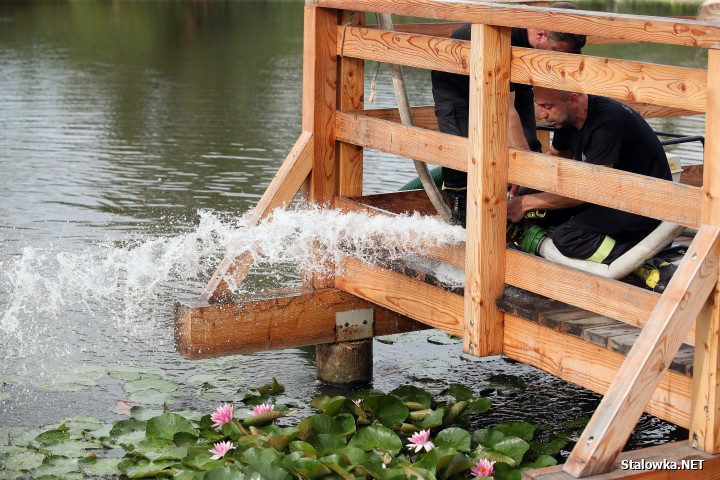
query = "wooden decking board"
(343, 252, 696, 377)
(497, 286, 695, 378)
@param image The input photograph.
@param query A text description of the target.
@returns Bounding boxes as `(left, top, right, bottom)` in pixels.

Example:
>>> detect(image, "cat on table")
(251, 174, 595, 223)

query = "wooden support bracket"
(200, 131, 313, 304)
(563, 224, 720, 477)
(175, 287, 426, 359)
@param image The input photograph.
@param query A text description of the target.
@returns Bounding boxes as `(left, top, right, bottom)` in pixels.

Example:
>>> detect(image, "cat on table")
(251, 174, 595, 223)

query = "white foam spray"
(0, 206, 465, 371)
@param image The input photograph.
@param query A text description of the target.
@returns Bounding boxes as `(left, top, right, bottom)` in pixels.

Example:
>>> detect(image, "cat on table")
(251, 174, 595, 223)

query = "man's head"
(527, 2, 587, 53)
(533, 86, 588, 129)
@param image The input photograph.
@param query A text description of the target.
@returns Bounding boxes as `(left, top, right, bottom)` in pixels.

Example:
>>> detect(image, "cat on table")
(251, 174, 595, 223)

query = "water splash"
(0, 206, 464, 370)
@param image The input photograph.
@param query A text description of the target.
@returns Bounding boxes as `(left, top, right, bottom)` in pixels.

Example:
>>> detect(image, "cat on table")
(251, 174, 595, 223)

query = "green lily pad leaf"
(78, 456, 124, 476)
(310, 395, 347, 416)
(124, 378, 179, 394)
(30, 455, 79, 477)
(146, 413, 197, 440)
(0, 445, 24, 455)
(440, 453, 474, 479)
(525, 454, 558, 469)
(442, 400, 468, 426)
(107, 366, 143, 381)
(204, 464, 246, 480)
(119, 457, 178, 478)
(43, 365, 106, 391)
(494, 422, 535, 442)
(244, 462, 292, 480)
(42, 438, 103, 457)
(375, 332, 422, 344)
(362, 395, 409, 428)
(129, 406, 165, 421)
(441, 384, 473, 401)
(434, 427, 471, 452)
(474, 447, 517, 468)
(111, 419, 146, 438)
(173, 468, 208, 480)
(389, 385, 433, 409)
(298, 414, 356, 437)
(267, 427, 300, 451)
(529, 437, 567, 457)
(348, 425, 402, 455)
(487, 373, 526, 392)
(242, 446, 282, 465)
(127, 388, 178, 405)
(34, 428, 71, 446)
(254, 377, 285, 396)
(402, 464, 438, 480)
(282, 451, 332, 478)
(411, 446, 458, 473)
(473, 429, 505, 448)
(288, 441, 319, 456)
(9, 426, 48, 447)
(0, 450, 44, 471)
(0, 392, 9, 401)
(62, 417, 106, 434)
(140, 445, 188, 462)
(491, 436, 530, 466)
(427, 333, 462, 345)
(418, 408, 445, 430)
(195, 385, 250, 402)
(466, 397, 492, 414)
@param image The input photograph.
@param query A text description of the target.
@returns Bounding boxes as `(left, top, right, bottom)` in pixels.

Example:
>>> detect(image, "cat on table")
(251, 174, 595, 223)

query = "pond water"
(0, 0, 707, 456)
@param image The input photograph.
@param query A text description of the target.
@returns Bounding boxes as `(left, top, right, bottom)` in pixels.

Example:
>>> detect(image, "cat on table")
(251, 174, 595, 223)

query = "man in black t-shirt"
(507, 86, 676, 291)
(431, 2, 586, 226)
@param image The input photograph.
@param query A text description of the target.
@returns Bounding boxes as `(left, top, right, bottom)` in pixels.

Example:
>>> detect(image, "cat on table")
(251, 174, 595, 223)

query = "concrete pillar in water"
(316, 340, 373, 385)
(316, 308, 374, 385)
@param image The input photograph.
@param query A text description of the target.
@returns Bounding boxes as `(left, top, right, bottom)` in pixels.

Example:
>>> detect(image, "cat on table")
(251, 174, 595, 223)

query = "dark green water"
(0, 0, 704, 454)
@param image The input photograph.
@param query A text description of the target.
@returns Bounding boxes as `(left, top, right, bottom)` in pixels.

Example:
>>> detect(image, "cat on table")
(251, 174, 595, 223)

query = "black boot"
(445, 189, 467, 228)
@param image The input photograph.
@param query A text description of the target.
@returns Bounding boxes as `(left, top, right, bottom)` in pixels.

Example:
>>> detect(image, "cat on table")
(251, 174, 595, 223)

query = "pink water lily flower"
(209, 440, 235, 460)
(470, 458, 496, 477)
(211, 404, 234, 428)
(252, 403, 274, 416)
(406, 429, 435, 453)
(353, 399, 362, 407)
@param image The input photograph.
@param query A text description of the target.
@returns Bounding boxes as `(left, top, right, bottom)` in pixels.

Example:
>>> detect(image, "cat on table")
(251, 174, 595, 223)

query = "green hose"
(400, 166, 444, 191)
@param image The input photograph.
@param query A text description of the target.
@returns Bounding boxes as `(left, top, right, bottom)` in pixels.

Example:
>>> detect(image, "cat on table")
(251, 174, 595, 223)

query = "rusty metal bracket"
(336, 309, 374, 342)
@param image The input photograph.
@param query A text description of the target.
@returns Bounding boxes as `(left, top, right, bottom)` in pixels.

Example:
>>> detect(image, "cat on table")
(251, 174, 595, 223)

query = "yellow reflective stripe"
(586, 235, 616, 263)
(441, 184, 467, 192)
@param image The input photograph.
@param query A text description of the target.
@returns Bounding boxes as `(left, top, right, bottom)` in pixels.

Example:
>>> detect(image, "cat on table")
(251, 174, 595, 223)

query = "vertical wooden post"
(337, 11, 364, 197)
(464, 24, 511, 357)
(690, 47, 720, 454)
(302, 6, 340, 289)
(302, 6, 339, 204)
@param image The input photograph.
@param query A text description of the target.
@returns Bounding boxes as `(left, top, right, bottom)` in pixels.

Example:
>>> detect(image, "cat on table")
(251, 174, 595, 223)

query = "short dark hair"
(547, 2, 587, 51)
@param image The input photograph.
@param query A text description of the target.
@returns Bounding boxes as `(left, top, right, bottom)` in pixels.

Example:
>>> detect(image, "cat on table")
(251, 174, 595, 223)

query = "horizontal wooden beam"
(316, 0, 720, 49)
(356, 106, 439, 130)
(335, 110, 466, 171)
(333, 191, 696, 345)
(338, 26, 706, 113)
(511, 48, 706, 114)
(175, 288, 427, 359)
(509, 150, 703, 228)
(335, 256, 464, 336)
(357, 103, 696, 132)
(504, 314, 692, 428)
(506, 249, 695, 347)
(337, 111, 703, 227)
(524, 441, 720, 479)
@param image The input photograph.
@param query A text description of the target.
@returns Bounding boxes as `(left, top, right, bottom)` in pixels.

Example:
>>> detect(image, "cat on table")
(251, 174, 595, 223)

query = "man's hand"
(507, 196, 526, 223)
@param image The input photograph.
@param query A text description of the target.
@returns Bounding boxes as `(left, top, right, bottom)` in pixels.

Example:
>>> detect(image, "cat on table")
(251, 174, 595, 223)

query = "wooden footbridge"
(175, 1, 720, 477)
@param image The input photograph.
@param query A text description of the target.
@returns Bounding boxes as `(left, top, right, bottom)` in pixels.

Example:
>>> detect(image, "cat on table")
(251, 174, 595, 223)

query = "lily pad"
(427, 333, 462, 345)
(77, 456, 124, 476)
(43, 365, 106, 391)
(375, 332, 422, 344)
(362, 395, 409, 428)
(31, 455, 80, 477)
(186, 372, 245, 387)
(123, 377, 179, 394)
(348, 425, 402, 455)
(434, 427, 471, 452)
(0, 450, 45, 471)
(0, 374, 26, 386)
(0, 392, 10, 401)
(389, 385, 433, 410)
(145, 413, 197, 441)
(127, 388, 179, 405)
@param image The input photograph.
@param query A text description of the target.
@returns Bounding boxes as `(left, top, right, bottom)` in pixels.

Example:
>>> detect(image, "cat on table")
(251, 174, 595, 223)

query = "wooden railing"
(304, 1, 720, 477)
